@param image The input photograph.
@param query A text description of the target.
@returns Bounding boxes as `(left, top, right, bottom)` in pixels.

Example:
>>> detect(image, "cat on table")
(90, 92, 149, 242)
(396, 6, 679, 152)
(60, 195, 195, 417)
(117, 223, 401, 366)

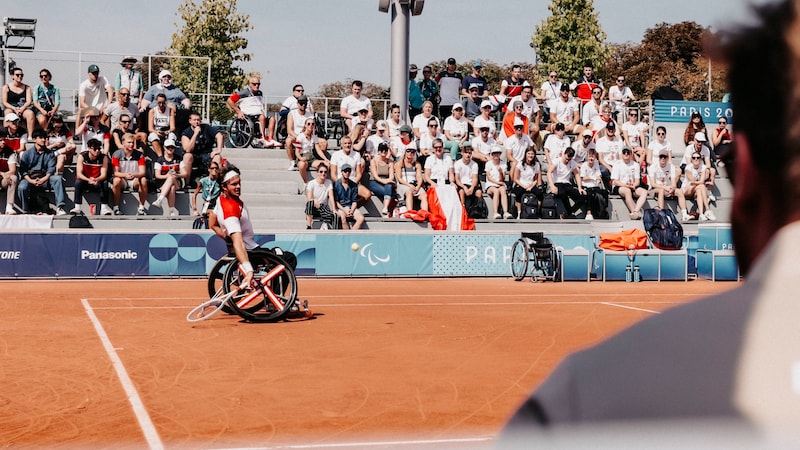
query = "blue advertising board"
(654, 100, 733, 124)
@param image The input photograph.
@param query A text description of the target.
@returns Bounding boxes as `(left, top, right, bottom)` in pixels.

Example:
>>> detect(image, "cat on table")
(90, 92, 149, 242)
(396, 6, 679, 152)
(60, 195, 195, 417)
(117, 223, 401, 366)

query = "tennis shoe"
(585, 213, 594, 221)
(493, 213, 501, 219)
(113, 206, 122, 215)
(56, 207, 67, 216)
(699, 212, 709, 221)
(100, 204, 113, 216)
(5, 204, 16, 215)
(704, 210, 716, 221)
(137, 205, 147, 216)
(708, 193, 717, 202)
(69, 206, 82, 214)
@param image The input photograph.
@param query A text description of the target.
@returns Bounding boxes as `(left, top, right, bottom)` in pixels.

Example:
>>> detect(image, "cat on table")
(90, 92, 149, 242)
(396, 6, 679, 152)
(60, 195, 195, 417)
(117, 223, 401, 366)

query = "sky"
(2, 0, 775, 98)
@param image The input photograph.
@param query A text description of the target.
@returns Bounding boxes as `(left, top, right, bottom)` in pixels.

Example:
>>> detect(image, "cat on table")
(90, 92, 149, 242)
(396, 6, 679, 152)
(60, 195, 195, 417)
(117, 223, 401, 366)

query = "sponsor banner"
(315, 234, 434, 276)
(433, 235, 519, 275)
(654, 100, 733, 124)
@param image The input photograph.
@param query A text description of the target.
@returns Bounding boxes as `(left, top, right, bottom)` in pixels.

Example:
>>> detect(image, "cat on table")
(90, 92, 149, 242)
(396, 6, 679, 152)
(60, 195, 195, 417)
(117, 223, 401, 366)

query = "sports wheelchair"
(228, 114, 267, 148)
(510, 232, 560, 282)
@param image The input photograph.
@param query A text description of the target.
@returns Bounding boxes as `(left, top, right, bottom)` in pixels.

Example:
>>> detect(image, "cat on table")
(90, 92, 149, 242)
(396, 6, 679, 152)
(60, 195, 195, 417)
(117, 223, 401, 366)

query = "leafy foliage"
(531, 0, 611, 84)
(167, 0, 252, 119)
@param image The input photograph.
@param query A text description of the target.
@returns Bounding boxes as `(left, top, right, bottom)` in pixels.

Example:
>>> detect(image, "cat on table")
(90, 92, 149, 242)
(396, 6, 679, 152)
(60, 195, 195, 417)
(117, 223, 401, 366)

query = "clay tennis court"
(1, 277, 734, 449)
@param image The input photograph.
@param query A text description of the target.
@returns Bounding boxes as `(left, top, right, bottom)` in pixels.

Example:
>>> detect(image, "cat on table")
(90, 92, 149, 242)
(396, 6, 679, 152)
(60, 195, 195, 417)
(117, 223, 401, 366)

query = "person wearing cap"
(507, 84, 541, 139)
(681, 131, 718, 201)
(266, 84, 314, 147)
(17, 128, 68, 215)
(453, 142, 484, 209)
(473, 99, 497, 139)
(610, 146, 648, 219)
(470, 123, 496, 174)
(146, 93, 176, 158)
(75, 106, 111, 155)
(71, 138, 112, 216)
(2, 67, 36, 137)
(227, 73, 269, 147)
(351, 107, 374, 133)
(463, 83, 483, 123)
(595, 120, 624, 188)
(411, 100, 439, 140)
(2, 113, 27, 153)
(499, 64, 532, 113)
(571, 128, 596, 164)
(332, 163, 365, 230)
(339, 80, 372, 133)
(548, 83, 582, 134)
(140, 69, 191, 112)
(408, 64, 425, 119)
(418, 65, 440, 113)
(548, 147, 587, 219)
(0, 128, 19, 214)
(460, 60, 489, 98)
(114, 56, 144, 105)
(110, 132, 149, 215)
(649, 149, 691, 222)
(45, 113, 77, 175)
(78, 64, 114, 123)
(436, 58, 463, 118)
(33, 68, 61, 131)
(543, 123, 572, 168)
(366, 120, 390, 160)
(483, 144, 512, 219)
(505, 117, 536, 176)
(150, 138, 186, 216)
(683, 111, 708, 146)
(569, 62, 604, 104)
(391, 123, 418, 163)
(285, 95, 317, 169)
(443, 103, 469, 159)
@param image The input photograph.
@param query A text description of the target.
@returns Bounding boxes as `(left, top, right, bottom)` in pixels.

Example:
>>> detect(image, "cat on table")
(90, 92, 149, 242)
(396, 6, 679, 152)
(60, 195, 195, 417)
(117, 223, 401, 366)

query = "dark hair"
(156, 93, 167, 100)
(352, 80, 363, 88)
(31, 129, 47, 139)
(564, 147, 575, 158)
(39, 68, 52, 78)
(292, 84, 303, 91)
(377, 142, 390, 153)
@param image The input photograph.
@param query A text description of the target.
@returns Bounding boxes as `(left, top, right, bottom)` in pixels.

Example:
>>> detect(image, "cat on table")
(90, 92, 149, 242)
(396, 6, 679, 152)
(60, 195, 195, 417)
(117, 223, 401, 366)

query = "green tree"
(168, 0, 252, 120)
(531, 0, 610, 83)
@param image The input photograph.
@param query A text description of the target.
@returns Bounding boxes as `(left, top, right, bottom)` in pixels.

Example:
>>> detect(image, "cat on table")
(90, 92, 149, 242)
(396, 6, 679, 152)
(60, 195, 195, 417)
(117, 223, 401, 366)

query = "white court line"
(81, 299, 164, 450)
(82, 292, 700, 301)
(600, 302, 662, 314)
(214, 436, 493, 449)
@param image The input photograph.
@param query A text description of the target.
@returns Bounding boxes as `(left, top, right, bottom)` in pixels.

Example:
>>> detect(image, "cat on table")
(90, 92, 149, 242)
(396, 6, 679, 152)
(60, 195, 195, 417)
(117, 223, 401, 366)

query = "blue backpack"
(642, 208, 683, 250)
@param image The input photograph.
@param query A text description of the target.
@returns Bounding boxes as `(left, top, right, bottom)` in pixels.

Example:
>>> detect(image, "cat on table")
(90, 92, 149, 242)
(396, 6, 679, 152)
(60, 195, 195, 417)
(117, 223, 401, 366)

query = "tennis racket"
(186, 287, 239, 322)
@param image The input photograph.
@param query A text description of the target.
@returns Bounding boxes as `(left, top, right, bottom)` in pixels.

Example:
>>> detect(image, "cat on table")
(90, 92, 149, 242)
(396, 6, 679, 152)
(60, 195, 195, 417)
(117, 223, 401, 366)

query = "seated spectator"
(502, 99, 529, 142)
(647, 126, 672, 165)
(587, 101, 616, 140)
(330, 135, 371, 206)
(365, 120, 390, 161)
(75, 107, 111, 155)
(386, 103, 406, 138)
(391, 124, 418, 164)
(683, 151, 716, 221)
(424, 138, 455, 188)
(111, 133, 148, 215)
(595, 121, 624, 188)
(649, 149, 690, 222)
(305, 163, 336, 230)
(333, 164, 365, 230)
(140, 70, 191, 111)
(352, 108, 374, 132)
(71, 138, 112, 215)
(349, 122, 369, 157)
(473, 100, 497, 139)
(581, 87, 605, 126)
(511, 147, 544, 218)
(505, 117, 536, 176)
(0, 129, 18, 214)
(543, 122, 571, 168)
(285, 95, 316, 170)
(611, 147, 648, 219)
(150, 139, 187, 216)
(682, 111, 707, 146)
(3, 67, 36, 135)
(295, 117, 330, 183)
(571, 129, 595, 165)
(110, 111, 132, 153)
(418, 118, 445, 162)
(580, 148, 605, 220)
(368, 143, 396, 215)
(507, 84, 542, 139)
(103, 88, 140, 135)
(16, 129, 67, 215)
(547, 147, 587, 219)
(711, 116, 734, 161)
(339, 80, 372, 133)
(191, 161, 221, 217)
(411, 100, 439, 140)
(78, 65, 114, 123)
(608, 75, 636, 119)
(2, 113, 27, 153)
(484, 146, 511, 219)
(453, 143, 483, 208)
(471, 125, 496, 174)
(266, 84, 312, 147)
(395, 146, 427, 211)
(680, 132, 717, 201)
(622, 108, 648, 165)
(548, 84, 582, 134)
(443, 103, 469, 160)
(570, 63, 604, 104)
(33, 68, 61, 132)
(181, 110, 223, 185)
(226, 74, 269, 147)
(45, 114, 76, 175)
(462, 85, 483, 128)
(147, 93, 177, 159)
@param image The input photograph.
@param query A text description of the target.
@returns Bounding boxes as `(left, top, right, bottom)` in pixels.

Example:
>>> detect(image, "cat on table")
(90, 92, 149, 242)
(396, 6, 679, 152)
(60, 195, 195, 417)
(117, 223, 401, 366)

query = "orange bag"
(598, 228, 649, 251)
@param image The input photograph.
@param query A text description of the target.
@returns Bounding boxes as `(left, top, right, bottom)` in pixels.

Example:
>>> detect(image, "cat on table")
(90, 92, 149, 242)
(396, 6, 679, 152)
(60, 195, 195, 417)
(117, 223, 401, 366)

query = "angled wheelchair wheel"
(207, 255, 238, 314)
(275, 114, 288, 145)
(228, 116, 255, 148)
(222, 252, 298, 323)
(510, 238, 530, 281)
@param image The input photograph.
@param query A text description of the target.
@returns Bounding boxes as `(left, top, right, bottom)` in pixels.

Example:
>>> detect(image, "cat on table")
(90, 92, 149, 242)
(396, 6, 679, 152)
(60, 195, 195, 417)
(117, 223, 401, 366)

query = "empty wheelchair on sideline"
(510, 232, 560, 282)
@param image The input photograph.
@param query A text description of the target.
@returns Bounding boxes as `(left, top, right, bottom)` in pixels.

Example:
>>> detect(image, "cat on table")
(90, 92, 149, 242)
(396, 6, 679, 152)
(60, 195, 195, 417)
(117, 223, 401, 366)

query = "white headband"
(222, 170, 239, 184)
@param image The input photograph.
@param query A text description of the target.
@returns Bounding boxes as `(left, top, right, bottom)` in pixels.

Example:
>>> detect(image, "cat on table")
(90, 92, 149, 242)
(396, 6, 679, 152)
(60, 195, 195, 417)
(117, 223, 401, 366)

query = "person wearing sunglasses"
(140, 69, 191, 112)
(102, 88, 140, 134)
(2, 67, 36, 136)
(608, 75, 636, 119)
(610, 146, 647, 220)
(648, 149, 691, 222)
(711, 117, 734, 164)
(680, 131, 718, 202)
(647, 125, 672, 163)
(45, 113, 76, 175)
(226, 74, 269, 147)
(32, 68, 61, 131)
(304, 163, 337, 230)
(682, 151, 715, 221)
(114, 56, 144, 106)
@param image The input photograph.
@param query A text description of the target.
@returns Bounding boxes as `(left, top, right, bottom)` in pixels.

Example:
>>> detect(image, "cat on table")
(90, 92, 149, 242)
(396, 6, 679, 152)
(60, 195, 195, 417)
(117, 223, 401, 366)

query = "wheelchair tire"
(510, 238, 530, 281)
(222, 252, 298, 322)
(229, 116, 255, 148)
(275, 114, 288, 145)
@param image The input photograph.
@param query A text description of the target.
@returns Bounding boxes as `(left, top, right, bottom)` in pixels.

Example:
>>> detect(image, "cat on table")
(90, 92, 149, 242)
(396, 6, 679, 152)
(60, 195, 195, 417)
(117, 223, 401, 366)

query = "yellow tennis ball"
(351, 242, 360, 252)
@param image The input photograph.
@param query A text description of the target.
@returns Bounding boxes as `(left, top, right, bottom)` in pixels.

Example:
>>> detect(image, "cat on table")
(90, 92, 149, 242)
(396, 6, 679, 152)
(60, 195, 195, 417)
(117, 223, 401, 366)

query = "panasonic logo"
(81, 250, 139, 260)
(0, 250, 21, 260)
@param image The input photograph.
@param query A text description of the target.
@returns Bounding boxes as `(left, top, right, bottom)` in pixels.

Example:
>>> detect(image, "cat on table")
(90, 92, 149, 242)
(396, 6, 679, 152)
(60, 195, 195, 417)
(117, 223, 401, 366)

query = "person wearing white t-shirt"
(471, 126, 495, 175)
(548, 84, 582, 134)
(304, 164, 336, 229)
(648, 126, 672, 166)
(580, 148, 605, 220)
(543, 122, 572, 167)
(595, 121, 625, 188)
(453, 144, 483, 206)
(386, 104, 406, 138)
(484, 146, 512, 219)
(330, 135, 372, 206)
(366, 120, 391, 161)
(622, 109, 649, 161)
(608, 75, 636, 118)
(682, 150, 715, 221)
(411, 101, 439, 140)
(423, 139, 454, 187)
(339, 80, 372, 132)
(648, 149, 690, 222)
(505, 117, 536, 176)
(294, 117, 330, 183)
(511, 148, 544, 218)
(443, 103, 470, 159)
(417, 118, 445, 162)
(547, 147, 587, 219)
(571, 129, 596, 165)
(540, 71, 562, 125)
(611, 147, 648, 219)
(681, 132, 717, 201)
(473, 100, 497, 139)
(285, 96, 318, 170)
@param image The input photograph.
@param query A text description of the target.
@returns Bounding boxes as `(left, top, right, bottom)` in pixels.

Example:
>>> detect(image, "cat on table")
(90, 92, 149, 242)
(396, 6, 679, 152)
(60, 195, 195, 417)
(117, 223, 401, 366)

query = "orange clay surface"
(0, 277, 735, 449)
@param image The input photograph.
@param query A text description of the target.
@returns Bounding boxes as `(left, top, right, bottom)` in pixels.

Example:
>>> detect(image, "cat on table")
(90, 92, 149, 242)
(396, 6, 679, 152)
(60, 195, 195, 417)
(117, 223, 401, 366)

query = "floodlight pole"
(379, 0, 424, 122)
